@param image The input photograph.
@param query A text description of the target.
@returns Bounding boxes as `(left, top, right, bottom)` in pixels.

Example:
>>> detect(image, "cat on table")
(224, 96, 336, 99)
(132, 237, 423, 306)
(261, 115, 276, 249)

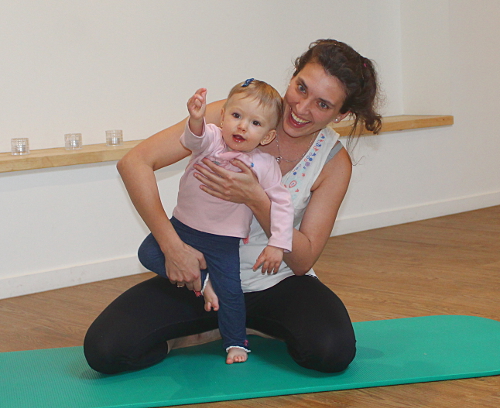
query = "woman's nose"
(295, 97, 312, 115)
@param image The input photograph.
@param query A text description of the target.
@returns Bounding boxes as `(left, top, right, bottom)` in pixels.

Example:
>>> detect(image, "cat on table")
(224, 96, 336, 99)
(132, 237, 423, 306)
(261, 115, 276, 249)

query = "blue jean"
(138, 217, 248, 351)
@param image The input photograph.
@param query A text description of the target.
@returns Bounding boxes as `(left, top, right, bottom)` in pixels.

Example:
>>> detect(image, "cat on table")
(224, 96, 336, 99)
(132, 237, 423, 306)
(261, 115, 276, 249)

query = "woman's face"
(282, 62, 348, 138)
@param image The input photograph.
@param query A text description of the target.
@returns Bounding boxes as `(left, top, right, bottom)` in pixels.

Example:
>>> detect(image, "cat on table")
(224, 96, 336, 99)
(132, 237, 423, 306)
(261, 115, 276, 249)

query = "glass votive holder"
(65, 133, 82, 150)
(11, 138, 30, 155)
(106, 130, 123, 146)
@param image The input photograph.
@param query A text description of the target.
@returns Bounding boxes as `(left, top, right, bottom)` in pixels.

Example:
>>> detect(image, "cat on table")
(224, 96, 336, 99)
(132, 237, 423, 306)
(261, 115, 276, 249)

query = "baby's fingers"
(188, 89, 207, 108)
(187, 97, 199, 112)
(259, 260, 275, 275)
(252, 255, 264, 272)
(195, 88, 207, 98)
(191, 96, 203, 108)
(263, 261, 280, 275)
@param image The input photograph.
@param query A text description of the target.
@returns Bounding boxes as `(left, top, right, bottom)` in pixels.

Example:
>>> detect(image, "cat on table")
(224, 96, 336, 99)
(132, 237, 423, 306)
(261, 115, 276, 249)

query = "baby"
(171, 79, 293, 363)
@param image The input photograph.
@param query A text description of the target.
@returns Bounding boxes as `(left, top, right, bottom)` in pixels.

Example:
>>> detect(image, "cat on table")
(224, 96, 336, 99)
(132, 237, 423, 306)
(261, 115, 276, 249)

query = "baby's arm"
(251, 155, 294, 275)
(253, 245, 284, 275)
(187, 88, 207, 136)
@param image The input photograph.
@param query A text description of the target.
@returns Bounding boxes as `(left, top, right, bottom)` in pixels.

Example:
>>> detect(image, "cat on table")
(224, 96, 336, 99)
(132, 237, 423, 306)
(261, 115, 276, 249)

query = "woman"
(84, 39, 382, 373)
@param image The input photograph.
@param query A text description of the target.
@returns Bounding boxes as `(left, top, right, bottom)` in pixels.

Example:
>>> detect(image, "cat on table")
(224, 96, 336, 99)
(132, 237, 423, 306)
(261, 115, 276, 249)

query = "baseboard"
(2, 191, 499, 300)
(0, 256, 147, 300)
(332, 190, 500, 236)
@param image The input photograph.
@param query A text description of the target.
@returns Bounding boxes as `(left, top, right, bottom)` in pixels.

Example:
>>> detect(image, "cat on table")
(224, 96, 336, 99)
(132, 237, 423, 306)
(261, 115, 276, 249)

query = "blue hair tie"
(242, 78, 254, 87)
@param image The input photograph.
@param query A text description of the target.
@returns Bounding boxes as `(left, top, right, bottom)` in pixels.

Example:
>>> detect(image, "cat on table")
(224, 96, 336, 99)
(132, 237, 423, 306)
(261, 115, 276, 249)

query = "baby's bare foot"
(226, 347, 248, 364)
(203, 279, 219, 312)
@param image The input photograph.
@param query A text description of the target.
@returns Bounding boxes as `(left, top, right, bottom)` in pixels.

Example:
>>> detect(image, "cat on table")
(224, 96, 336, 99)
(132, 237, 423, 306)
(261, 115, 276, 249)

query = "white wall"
(1, 0, 499, 298)
(0, 0, 402, 150)
(334, 0, 500, 235)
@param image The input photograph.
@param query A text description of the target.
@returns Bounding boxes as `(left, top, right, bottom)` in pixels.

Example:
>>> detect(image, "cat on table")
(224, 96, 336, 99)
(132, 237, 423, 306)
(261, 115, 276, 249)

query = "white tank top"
(239, 126, 340, 292)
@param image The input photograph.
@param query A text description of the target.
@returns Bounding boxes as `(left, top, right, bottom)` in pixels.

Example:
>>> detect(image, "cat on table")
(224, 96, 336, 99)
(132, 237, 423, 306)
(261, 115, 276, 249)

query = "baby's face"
(220, 94, 276, 152)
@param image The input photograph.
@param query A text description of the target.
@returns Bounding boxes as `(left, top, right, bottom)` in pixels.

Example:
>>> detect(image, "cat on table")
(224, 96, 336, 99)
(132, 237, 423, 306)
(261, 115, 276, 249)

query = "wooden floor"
(1, 205, 499, 407)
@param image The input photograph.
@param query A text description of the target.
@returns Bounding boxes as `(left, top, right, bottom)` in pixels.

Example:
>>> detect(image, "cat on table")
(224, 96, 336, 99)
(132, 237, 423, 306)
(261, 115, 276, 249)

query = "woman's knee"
(314, 333, 356, 373)
(83, 327, 166, 375)
(83, 328, 126, 374)
(289, 332, 356, 373)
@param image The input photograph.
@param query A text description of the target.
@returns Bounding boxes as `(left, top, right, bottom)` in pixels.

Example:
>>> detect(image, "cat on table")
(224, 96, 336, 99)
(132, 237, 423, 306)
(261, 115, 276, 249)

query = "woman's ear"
(259, 129, 276, 146)
(334, 111, 350, 123)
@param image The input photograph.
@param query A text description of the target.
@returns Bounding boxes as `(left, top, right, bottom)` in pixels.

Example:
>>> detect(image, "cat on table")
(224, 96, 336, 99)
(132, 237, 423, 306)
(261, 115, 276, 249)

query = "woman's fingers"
(229, 158, 254, 174)
(193, 158, 259, 203)
(165, 243, 206, 292)
(193, 167, 225, 189)
(186, 277, 202, 292)
(195, 159, 231, 178)
(193, 163, 232, 196)
(171, 276, 202, 292)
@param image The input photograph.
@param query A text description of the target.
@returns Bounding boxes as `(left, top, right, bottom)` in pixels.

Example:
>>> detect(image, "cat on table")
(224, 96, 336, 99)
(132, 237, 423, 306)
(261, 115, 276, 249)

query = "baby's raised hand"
(187, 88, 207, 121)
(253, 245, 284, 275)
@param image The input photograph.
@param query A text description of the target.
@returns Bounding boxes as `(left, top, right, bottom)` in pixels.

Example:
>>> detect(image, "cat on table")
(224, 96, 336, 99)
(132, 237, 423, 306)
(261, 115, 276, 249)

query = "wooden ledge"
(0, 140, 142, 174)
(330, 114, 454, 136)
(1, 115, 453, 173)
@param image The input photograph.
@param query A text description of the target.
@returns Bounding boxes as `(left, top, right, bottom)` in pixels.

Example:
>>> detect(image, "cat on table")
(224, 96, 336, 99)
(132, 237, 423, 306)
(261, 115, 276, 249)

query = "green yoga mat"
(2, 315, 500, 408)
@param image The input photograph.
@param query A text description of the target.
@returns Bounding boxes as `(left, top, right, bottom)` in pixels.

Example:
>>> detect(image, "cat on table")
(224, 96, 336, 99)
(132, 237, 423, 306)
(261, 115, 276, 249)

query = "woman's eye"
(252, 120, 261, 126)
(319, 102, 329, 109)
(298, 84, 306, 93)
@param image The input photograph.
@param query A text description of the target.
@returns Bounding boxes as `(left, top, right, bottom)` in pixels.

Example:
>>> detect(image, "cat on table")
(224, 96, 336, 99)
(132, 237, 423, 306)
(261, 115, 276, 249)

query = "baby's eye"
(232, 112, 241, 119)
(252, 120, 261, 126)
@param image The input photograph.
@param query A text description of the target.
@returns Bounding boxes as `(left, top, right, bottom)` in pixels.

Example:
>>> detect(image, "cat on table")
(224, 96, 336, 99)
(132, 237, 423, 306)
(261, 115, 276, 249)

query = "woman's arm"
(285, 148, 352, 274)
(192, 146, 352, 275)
(117, 99, 226, 290)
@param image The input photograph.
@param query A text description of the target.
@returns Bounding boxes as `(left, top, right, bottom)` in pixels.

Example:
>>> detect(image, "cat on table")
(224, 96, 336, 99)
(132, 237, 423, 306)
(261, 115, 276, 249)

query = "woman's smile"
(290, 111, 311, 126)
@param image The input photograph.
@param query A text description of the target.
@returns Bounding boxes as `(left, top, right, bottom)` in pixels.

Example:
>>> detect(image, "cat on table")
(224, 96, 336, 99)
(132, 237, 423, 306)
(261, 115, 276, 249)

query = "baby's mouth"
(233, 134, 246, 142)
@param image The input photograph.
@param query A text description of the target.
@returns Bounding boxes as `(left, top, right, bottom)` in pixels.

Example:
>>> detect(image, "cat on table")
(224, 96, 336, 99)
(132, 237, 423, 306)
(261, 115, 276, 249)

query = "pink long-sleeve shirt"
(172, 122, 293, 252)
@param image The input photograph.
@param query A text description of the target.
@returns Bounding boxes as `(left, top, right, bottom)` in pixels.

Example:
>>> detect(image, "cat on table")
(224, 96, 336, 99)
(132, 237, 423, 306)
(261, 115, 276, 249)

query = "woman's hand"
(163, 239, 207, 292)
(193, 158, 262, 204)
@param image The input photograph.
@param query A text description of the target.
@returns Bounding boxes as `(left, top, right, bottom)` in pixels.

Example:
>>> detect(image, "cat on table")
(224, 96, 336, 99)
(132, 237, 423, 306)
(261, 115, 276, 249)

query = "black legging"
(83, 274, 356, 374)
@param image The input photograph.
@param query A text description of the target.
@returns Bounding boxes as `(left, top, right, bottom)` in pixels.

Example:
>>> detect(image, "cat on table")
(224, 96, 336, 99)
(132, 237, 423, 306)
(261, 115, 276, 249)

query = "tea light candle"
(106, 130, 123, 146)
(11, 138, 30, 155)
(65, 133, 82, 150)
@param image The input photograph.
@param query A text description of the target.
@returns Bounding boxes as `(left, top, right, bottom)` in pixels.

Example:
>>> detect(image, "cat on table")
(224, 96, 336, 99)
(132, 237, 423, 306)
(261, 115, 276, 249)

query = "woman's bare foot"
(226, 347, 248, 364)
(203, 279, 219, 312)
(167, 329, 221, 352)
(246, 328, 276, 339)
